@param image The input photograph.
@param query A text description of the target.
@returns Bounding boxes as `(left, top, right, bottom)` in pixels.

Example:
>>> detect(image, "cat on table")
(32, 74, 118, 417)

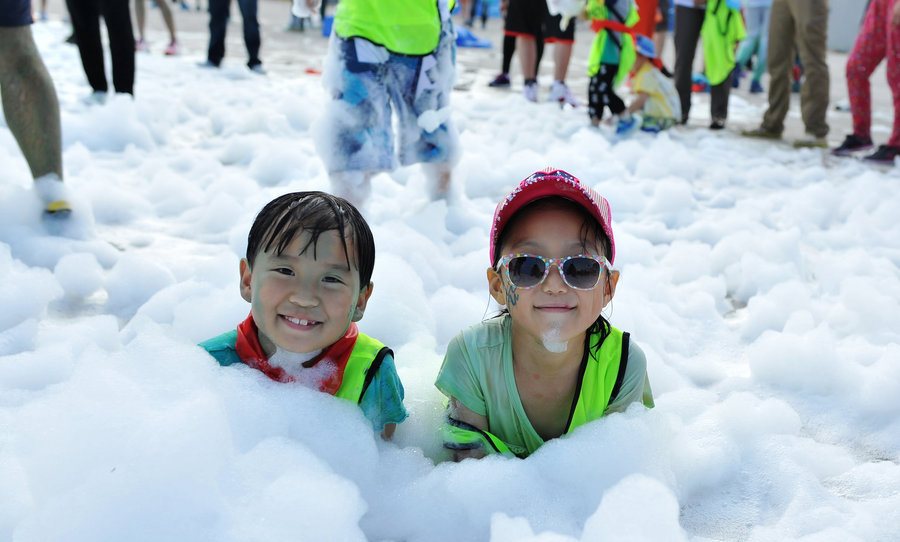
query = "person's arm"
(894, 0, 900, 26)
(359, 353, 407, 439)
(626, 91, 649, 115)
(446, 397, 490, 461)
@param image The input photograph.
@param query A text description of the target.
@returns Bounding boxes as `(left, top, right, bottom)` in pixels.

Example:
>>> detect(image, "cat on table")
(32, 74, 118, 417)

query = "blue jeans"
(207, 0, 260, 67)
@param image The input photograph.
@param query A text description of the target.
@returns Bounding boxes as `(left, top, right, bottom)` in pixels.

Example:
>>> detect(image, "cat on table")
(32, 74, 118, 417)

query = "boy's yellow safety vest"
(443, 327, 645, 457)
(336, 334, 392, 404)
(334, 0, 442, 56)
(201, 330, 391, 404)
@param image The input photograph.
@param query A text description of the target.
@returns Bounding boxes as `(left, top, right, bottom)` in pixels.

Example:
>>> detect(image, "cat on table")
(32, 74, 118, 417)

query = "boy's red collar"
(234, 314, 358, 395)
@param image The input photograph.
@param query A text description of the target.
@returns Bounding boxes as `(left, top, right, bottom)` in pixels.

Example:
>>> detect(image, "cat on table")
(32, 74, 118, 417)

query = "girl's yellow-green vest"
(442, 325, 654, 458)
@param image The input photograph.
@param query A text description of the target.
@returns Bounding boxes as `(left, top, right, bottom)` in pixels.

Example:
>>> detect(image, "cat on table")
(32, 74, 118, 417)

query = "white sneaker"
(523, 81, 538, 102)
(548, 80, 579, 107)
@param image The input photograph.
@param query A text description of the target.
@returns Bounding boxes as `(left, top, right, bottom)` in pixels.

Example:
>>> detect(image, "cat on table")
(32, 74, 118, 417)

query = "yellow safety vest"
(444, 327, 644, 458)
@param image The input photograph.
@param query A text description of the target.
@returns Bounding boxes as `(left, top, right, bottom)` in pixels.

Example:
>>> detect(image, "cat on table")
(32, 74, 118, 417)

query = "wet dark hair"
(245, 191, 375, 288)
(492, 196, 615, 351)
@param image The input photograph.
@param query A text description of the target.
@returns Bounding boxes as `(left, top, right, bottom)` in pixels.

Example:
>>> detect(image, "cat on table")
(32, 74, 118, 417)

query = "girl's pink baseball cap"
(489, 168, 616, 265)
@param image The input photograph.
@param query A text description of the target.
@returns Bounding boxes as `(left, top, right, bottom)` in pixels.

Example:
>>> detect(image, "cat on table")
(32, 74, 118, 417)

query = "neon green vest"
(335, 334, 392, 404)
(701, 0, 746, 86)
(200, 331, 390, 404)
(334, 0, 442, 56)
(586, 1, 639, 83)
(443, 326, 637, 458)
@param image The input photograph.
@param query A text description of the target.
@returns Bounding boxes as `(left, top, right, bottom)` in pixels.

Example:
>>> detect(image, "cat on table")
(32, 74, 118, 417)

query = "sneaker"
(198, 59, 219, 68)
(488, 73, 511, 88)
(547, 80, 579, 107)
(793, 133, 828, 148)
(135, 38, 149, 52)
(523, 81, 538, 102)
(249, 63, 266, 75)
(742, 126, 782, 140)
(710, 118, 726, 130)
(831, 133, 874, 156)
(862, 145, 900, 165)
(35, 175, 72, 218)
(164, 41, 180, 55)
(749, 80, 764, 94)
(615, 115, 636, 134)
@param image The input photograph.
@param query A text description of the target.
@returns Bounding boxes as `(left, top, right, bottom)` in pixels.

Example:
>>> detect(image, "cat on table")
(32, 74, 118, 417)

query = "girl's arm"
(447, 397, 490, 460)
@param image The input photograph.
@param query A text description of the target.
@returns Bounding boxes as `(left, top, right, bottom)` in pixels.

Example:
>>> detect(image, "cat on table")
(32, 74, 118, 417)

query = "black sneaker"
(831, 134, 874, 156)
(710, 119, 726, 130)
(488, 73, 511, 88)
(863, 145, 900, 165)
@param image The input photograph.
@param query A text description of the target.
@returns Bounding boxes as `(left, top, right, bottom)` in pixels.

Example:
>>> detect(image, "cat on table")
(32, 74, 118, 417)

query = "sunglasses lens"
(562, 257, 602, 289)
(507, 256, 546, 288)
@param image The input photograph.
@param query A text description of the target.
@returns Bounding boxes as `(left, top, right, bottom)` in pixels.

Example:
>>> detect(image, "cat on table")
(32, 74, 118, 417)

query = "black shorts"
(504, 0, 575, 43)
(0, 0, 32, 27)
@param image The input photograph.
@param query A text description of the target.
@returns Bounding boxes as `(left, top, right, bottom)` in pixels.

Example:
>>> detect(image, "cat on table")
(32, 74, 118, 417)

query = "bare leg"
(329, 170, 373, 208)
(422, 161, 451, 199)
(0, 26, 63, 181)
(134, 0, 146, 41)
(155, 0, 177, 43)
(553, 41, 572, 82)
(517, 36, 537, 80)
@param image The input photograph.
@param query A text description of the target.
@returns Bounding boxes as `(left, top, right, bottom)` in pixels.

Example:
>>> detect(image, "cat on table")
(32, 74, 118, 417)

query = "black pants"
(673, 5, 731, 122)
(588, 64, 625, 121)
(66, 0, 134, 94)
(207, 0, 261, 67)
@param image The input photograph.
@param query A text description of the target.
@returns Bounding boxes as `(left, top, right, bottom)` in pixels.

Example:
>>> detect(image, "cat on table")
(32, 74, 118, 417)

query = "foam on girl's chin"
(541, 326, 568, 353)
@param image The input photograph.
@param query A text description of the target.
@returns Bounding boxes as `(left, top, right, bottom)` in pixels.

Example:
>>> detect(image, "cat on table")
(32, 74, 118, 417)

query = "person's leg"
(752, 5, 771, 83)
(0, 25, 63, 180)
(206, 0, 228, 65)
(99, 0, 135, 94)
(155, 0, 177, 43)
(793, 0, 829, 138)
(134, 0, 146, 41)
(673, 5, 703, 122)
(66, 0, 108, 92)
(236, 0, 260, 67)
(760, 0, 794, 134)
(710, 72, 732, 122)
(653, 0, 670, 57)
(846, 0, 885, 141)
(882, 0, 900, 147)
(734, 6, 762, 70)
(501, 33, 515, 73)
(517, 36, 537, 79)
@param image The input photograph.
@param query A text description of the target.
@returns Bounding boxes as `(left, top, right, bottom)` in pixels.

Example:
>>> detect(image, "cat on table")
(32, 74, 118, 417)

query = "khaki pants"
(761, 0, 830, 137)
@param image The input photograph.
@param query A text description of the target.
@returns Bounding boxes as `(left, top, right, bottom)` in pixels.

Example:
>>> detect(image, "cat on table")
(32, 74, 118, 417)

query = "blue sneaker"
(616, 116, 636, 135)
(750, 80, 764, 94)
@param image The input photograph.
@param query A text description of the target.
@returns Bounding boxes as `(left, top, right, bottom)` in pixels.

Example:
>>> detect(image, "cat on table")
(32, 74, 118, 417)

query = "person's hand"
(893, 0, 900, 26)
(694, 0, 705, 7)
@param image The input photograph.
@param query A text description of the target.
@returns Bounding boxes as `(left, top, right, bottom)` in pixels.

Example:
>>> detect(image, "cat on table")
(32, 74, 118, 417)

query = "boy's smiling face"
(240, 229, 372, 356)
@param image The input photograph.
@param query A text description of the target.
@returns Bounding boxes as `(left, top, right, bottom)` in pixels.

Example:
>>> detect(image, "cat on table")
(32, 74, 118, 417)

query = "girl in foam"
(435, 168, 654, 459)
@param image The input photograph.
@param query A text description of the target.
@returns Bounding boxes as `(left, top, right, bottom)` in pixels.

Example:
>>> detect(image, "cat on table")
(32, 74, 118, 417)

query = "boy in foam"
(201, 191, 406, 438)
(436, 169, 653, 459)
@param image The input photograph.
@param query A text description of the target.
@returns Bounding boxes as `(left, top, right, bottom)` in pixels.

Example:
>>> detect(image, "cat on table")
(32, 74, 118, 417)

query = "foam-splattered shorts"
(0, 0, 33, 27)
(319, 23, 458, 174)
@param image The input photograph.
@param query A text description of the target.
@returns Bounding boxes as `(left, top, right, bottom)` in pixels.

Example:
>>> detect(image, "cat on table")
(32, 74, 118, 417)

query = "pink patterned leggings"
(847, 0, 900, 147)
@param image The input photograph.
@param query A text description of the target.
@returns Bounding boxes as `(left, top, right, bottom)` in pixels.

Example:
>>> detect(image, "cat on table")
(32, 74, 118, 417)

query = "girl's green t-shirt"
(435, 315, 651, 457)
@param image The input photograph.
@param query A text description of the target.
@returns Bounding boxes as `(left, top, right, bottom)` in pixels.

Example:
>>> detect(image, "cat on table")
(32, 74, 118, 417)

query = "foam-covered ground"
(1, 21, 898, 542)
